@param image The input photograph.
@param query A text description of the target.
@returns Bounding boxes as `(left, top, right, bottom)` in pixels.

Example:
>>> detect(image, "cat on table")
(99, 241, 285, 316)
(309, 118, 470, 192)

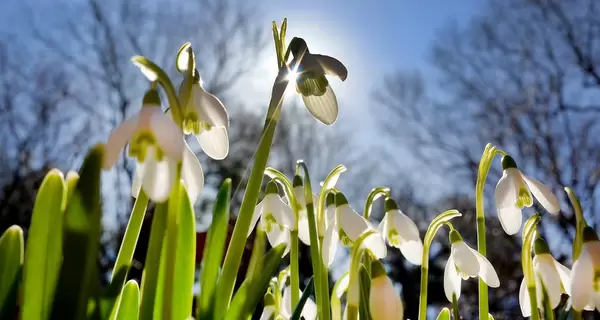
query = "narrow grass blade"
(358, 265, 371, 320)
(115, 280, 139, 320)
(291, 277, 315, 320)
(51, 145, 104, 320)
(170, 183, 196, 320)
(21, 169, 65, 320)
(139, 202, 167, 319)
(0, 225, 24, 319)
(224, 244, 286, 320)
(197, 179, 231, 318)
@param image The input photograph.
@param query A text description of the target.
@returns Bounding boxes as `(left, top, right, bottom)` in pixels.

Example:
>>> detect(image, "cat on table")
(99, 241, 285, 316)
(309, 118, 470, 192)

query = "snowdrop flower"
(180, 72, 229, 160)
(444, 230, 500, 302)
(322, 193, 386, 268)
(285, 37, 348, 125)
(259, 293, 277, 320)
(570, 226, 600, 311)
(369, 261, 404, 320)
(132, 142, 204, 204)
(249, 181, 294, 256)
(519, 238, 572, 317)
(377, 198, 423, 265)
(281, 285, 317, 320)
(104, 89, 184, 202)
(495, 155, 560, 235)
(291, 175, 319, 246)
(322, 193, 340, 267)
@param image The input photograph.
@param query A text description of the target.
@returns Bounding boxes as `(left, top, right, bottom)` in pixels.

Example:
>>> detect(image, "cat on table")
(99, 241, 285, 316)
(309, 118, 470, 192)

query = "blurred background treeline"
(1, 0, 599, 319)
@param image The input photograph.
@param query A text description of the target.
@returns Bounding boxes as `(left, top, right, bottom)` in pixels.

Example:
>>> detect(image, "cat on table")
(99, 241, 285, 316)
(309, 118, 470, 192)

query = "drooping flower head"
(104, 88, 184, 202)
(378, 198, 423, 265)
(369, 260, 404, 320)
(287, 37, 348, 125)
(444, 230, 500, 302)
(179, 70, 230, 160)
(571, 226, 600, 311)
(248, 181, 294, 256)
(330, 193, 386, 261)
(519, 238, 572, 317)
(495, 155, 560, 235)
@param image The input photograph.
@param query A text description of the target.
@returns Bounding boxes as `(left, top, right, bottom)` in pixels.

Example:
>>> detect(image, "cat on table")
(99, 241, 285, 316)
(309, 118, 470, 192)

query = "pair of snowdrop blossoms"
(1, 17, 598, 320)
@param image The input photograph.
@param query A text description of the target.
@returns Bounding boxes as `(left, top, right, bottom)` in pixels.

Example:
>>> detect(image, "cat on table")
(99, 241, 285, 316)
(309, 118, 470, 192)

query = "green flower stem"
(565, 188, 586, 260)
(130, 56, 183, 126)
(452, 294, 460, 320)
(214, 78, 287, 317)
(331, 272, 348, 320)
(139, 203, 167, 320)
(361, 187, 391, 275)
(564, 190, 584, 320)
(290, 230, 300, 308)
(297, 161, 332, 320)
(418, 209, 462, 320)
(474, 143, 505, 319)
(163, 168, 182, 320)
(346, 231, 377, 320)
(110, 189, 149, 286)
(522, 214, 541, 320)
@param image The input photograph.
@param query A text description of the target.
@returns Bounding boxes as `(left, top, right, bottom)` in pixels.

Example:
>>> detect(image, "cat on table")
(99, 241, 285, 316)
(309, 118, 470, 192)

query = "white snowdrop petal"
(519, 278, 531, 317)
(553, 259, 571, 294)
(495, 169, 519, 208)
(270, 195, 295, 228)
(362, 232, 387, 260)
(181, 143, 204, 204)
(497, 206, 523, 235)
(248, 200, 264, 238)
(150, 110, 185, 160)
(302, 296, 318, 320)
(570, 251, 594, 311)
(469, 247, 500, 287)
(312, 54, 348, 81)
(259, 306, 275, 320)
(197, 126, 229, 160)
(523, 175, 560, 214)
(322, 220, 339, 267)
(444, 254, 462, 302)
(298, 215, 312, 245)
(337, 205, 371, 241)
(452, 242, 480, 277)
(104, 116, 138, 168)
(193, 88, 229, 127)
(392, 210, 421, 241)
(263, 217, 290, 257)
(301, 85, 339, 125)
(139, 148, 177, 202)
(534, 255, 562, 308)
(399, 240, 423, 266)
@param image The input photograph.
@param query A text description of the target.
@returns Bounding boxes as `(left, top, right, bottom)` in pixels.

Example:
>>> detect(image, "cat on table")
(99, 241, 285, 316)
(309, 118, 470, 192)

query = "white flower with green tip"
(519, 238, 571, 317)
(322, 193, 386, 268)
(570, 226, 600, 311)
(495, 155, 560, 235)
(444, 230, 500, 302)
(281, 285, 317, 320)
(179, 71, 230, 160)
(369, 260, 404, 320)
(377, 197, 423, 265)
(249, 181, 294, 256)
(104, 89, 184, 202)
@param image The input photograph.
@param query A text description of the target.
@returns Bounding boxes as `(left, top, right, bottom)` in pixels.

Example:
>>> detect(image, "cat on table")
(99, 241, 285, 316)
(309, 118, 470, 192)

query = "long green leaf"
(0, 225, 24, 319)
(358, 265, 371, 320)
(139, 203, 167, 319)
(51, 145, 104, 320)
(21, 169, 65, 320)
(197, 179, 231, 319)
(115, 280, 139, 320)
(224, 244, 286, 320)
(170, 183, 196, 320)
(290, 277, 314, 320)
(435, 308, 450, 320)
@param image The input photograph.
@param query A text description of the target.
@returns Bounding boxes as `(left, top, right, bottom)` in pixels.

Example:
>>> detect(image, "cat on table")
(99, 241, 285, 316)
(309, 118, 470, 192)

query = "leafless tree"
(375, 0, 600, 317)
